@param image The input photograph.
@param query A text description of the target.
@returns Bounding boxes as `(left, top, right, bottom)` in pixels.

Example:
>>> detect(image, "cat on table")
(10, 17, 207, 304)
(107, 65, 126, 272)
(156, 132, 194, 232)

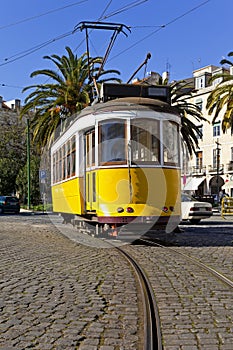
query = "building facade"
(181, 65, 233, 199)
(0, 96, 21, 124)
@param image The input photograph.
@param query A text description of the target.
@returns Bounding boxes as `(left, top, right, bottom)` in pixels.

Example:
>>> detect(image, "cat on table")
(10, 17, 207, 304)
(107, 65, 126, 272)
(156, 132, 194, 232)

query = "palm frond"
(20, 47, 122, 151)
(206, 51, 233, 132)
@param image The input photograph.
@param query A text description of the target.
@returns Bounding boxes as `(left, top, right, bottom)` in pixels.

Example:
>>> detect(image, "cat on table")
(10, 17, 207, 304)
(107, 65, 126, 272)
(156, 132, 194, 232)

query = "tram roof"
(52, 96, 180, 145)
(75, 96, 179, 118)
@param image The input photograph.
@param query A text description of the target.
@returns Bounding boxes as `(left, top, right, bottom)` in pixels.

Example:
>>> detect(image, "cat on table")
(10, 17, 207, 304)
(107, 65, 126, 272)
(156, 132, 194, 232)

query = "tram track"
(120, 233, 233, 349)
(54, 220, 164, 349)
(57, 221, 233, 349)
(115, 245, 163, 350)
(26, 214, 233, 348)
(138, 237, 233, 291)
(2, 214, 233, 349)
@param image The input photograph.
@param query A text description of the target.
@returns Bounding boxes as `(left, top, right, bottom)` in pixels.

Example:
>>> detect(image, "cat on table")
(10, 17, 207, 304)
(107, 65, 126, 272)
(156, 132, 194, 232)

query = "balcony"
(192, 165, 206, 175)
(208, 164, 224, 174)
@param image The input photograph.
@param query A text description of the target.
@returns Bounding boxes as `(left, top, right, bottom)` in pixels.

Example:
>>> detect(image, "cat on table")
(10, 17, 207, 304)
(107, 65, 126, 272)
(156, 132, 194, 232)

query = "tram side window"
(53, 154, 56, 183)
(86, 130, 95, 167)
(58, 148, 62, 181)
(52, 136, 76, 184)
(131, 119, 160, 164)
(71, 136, 76, 176)
(99, 120, 126, 165)
(67, 140, 71, 178)
(163, 121, 180, 165)
(62, 144, 66, 180)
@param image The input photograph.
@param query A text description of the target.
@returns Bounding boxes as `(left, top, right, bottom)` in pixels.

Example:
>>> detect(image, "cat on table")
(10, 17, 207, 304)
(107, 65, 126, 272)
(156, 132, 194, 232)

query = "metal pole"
(27, 118, 31, 209)
(216, 139, 220, 203)
(126, 53, 151, 84)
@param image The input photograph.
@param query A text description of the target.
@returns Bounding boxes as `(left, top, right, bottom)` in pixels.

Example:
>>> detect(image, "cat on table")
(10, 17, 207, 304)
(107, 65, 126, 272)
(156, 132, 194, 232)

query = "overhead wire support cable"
(102, 0, 149, 20)
(0, 0, 88, 31)
(0, 31, 73, 67)
(109, 0, 211, 62)
(0, 0, 144, 68)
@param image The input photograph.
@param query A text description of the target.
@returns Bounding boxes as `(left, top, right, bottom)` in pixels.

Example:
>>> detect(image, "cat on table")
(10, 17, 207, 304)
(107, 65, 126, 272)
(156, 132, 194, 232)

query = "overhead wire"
(0, 0, 211, 90)
(40, 0, 115, 86)
(0, 83, 24, 89)
(0, 31, 73, 67)
(109, 0, 211, 62)
(0, 0, 150, 66)
(0, 0, 88, 31)
(101, 0, 149, 20)
(0, 0, 118, 66)
(72, 0, 146, 53)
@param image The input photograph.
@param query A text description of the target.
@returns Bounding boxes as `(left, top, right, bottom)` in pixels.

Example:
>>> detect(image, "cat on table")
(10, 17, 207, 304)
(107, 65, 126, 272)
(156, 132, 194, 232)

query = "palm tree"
(170, 80, 208, 156)
(206, 51, 233, 133)
(137, 76, 207, 156)
(20, 47, 121, 149)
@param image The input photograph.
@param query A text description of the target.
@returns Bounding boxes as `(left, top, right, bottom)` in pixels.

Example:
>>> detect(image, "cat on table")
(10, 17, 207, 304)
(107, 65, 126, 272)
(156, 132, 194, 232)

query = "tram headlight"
(117, 207, 124, 213)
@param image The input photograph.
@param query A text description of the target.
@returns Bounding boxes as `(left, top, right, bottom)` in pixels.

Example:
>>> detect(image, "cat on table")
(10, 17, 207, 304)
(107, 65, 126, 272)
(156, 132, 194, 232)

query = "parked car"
(0, 196, 20, 214)
(181, 192, 212, 224)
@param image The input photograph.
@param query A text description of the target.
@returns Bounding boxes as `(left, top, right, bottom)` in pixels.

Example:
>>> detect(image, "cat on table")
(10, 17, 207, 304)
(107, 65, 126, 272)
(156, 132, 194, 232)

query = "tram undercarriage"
(61, 213, 180, 239)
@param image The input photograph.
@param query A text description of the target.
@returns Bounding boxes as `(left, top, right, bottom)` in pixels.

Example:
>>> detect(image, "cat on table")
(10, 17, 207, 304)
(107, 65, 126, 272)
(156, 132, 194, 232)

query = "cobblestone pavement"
(1, 213, 233, 350)
(0, 214, 141, 350)
(124, 216, 233, 350)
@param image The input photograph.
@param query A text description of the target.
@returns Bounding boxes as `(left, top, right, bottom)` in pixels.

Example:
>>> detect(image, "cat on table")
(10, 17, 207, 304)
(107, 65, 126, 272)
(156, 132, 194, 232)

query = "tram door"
(85, 130, 96, 211)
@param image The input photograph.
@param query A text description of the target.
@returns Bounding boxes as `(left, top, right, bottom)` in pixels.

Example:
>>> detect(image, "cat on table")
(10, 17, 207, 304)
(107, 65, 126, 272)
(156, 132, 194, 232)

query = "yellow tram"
(51, 84, 181, 236)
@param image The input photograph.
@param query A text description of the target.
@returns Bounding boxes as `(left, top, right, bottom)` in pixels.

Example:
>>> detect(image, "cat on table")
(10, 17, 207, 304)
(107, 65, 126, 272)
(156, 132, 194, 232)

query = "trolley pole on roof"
(27, 118, 31, 209)
(126, 52, 151, 84)
(73, 21, 131, 96)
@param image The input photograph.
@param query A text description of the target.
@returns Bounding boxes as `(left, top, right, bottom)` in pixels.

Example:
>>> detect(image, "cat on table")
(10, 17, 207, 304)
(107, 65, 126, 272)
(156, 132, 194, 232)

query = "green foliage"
(206, 51, 233, 133)
(0, 117, 26, 195)
(16, 154, 41, 205)
(0, 113, 41, 204)
(20, 47, 121, 150)
(171, 80, 208, 156)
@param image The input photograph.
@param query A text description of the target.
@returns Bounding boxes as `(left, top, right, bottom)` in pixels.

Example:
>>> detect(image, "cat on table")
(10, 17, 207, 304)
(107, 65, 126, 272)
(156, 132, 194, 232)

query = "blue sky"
(0, 0, 232, 102)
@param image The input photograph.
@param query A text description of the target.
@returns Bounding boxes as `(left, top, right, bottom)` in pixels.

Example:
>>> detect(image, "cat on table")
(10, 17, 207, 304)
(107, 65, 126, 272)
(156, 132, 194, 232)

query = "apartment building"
(0, 96, 21, 124)
(181, 65, 233, 199)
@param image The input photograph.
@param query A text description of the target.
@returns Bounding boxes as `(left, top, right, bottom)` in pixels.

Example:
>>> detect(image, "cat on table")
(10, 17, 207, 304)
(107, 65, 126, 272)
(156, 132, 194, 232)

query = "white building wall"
(182, 65, 233, 199)
(4, 99, 21, 110)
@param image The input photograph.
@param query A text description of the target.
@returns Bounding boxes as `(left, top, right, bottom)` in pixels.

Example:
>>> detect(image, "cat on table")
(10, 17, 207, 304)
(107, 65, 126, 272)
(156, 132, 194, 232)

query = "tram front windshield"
(131, 119, 160, 164)
(99, 120, 126, 164)
(98, 118, 179, 166)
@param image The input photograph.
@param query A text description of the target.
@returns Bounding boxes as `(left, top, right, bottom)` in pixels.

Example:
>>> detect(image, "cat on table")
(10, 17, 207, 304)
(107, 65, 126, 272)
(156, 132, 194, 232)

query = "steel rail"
(140, 237, 233, 289)
(116, 246, 163, 350)
(43, 218, 164, 348)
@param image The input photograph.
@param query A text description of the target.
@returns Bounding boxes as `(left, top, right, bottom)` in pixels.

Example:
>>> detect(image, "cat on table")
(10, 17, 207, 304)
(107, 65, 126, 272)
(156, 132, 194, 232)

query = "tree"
(135, 76, 207, 156)
(0, 117, 26, 195)
(170, 80, 208, 156)
(20, 47, 121, 149)
(206, 51, 233, 133)
(16, 154, 41, 205)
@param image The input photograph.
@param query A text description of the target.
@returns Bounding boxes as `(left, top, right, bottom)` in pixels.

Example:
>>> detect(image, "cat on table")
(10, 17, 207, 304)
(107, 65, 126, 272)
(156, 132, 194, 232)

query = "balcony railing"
(182, 162, 233, 176)
(208, 164, 224, 174)
(192, 165, 206, 175)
